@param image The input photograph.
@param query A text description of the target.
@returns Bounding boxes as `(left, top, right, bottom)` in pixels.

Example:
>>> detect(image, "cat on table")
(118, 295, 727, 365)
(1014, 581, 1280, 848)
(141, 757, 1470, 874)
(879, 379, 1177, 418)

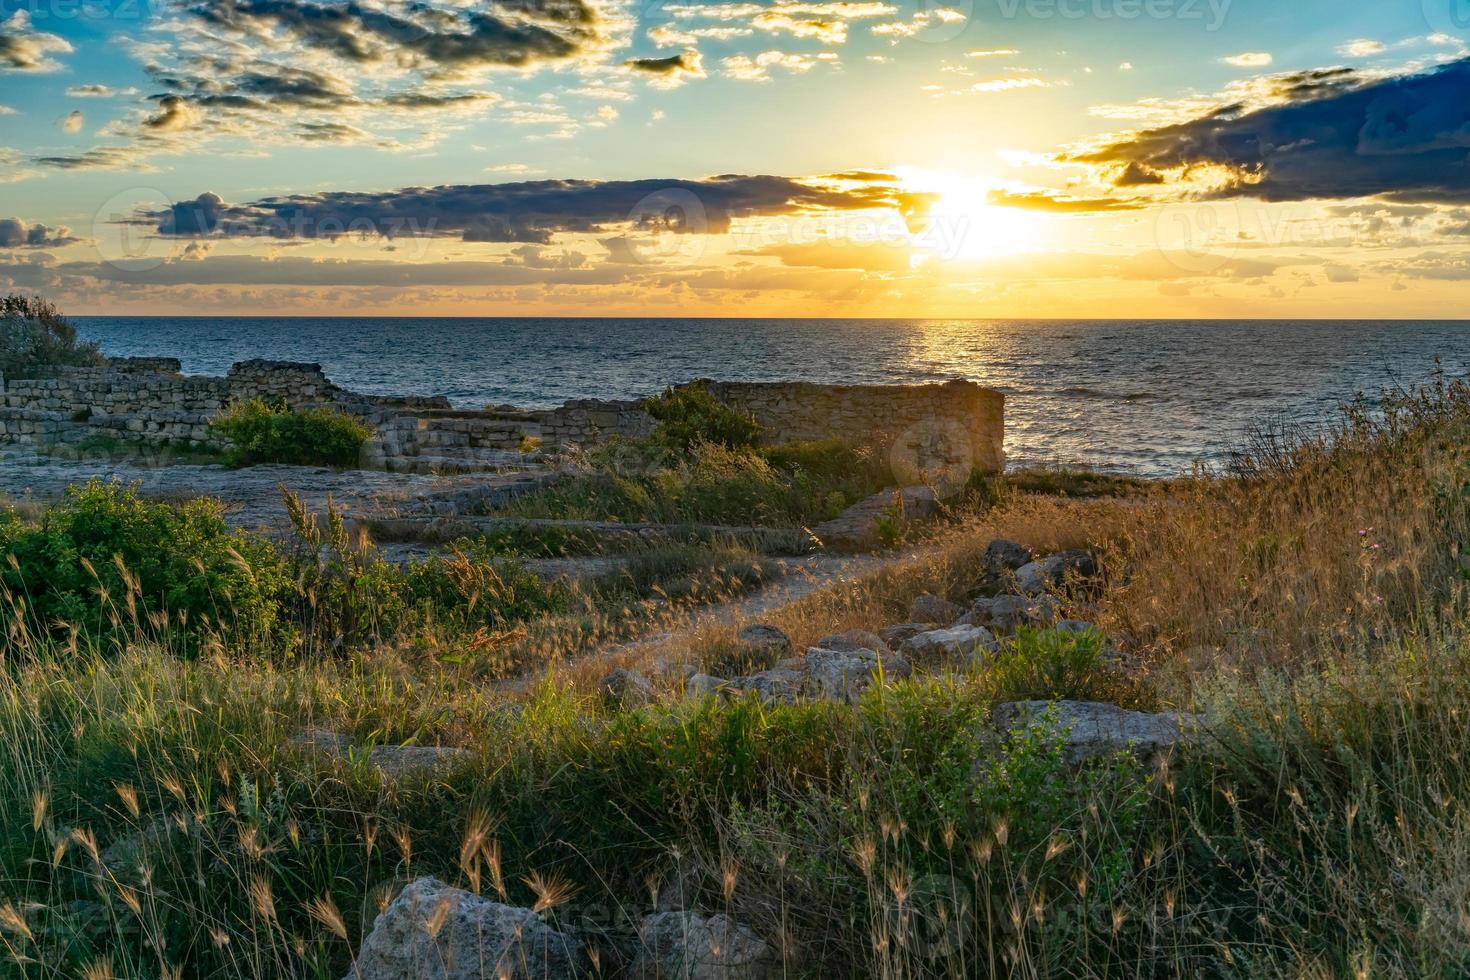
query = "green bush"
(0, 293, 104, 379)
(0, 483, 564, 659)
(211, 400, 371, 468)
(501, 439, 890, 528)
(984, 626, 1155, 707)
(0, 481, 286, 654)
(644, 382, 765, 452)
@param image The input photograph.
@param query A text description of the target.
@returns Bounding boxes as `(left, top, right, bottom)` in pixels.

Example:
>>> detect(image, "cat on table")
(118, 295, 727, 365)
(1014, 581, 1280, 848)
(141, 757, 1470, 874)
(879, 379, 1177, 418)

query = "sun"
(897, 168, 1047, 260)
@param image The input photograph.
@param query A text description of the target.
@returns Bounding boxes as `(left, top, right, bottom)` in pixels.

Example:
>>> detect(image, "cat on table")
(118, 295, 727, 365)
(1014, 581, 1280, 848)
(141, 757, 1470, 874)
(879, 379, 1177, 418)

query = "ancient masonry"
(0, 359, 1005, 478)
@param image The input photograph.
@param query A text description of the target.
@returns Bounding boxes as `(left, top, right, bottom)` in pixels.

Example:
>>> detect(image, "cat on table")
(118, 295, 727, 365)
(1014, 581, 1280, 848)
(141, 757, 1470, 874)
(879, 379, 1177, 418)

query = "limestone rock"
(804, 647, 911, 704)
(727, 665, 806, 705)
(899, 624, 997, 668)
(984, 539, 1035, 574)
(344, 877, 586, 980)
(685, 673, 728, 699)
(734, 624, 793, 662)
(366, 745, 476, 780)
(992, 700, 1199, 766)
(290, 728, 473, 780)
(878, 622, 939, 648)
(813, 486, 940, 552)
(814, 628, 890, 655)
(909, 593, 961, 625)
(1014, 550, 1099, 595)
(1053, 620, 1097, 634)
(972, 594, 1060, 632)
(629, 911, 779, 980)
(598, 668, 654, 709)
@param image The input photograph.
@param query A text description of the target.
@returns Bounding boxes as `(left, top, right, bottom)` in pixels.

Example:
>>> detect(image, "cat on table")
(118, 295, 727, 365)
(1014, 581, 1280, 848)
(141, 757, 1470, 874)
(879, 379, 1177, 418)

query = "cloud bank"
(1075, 58, 1470, 205)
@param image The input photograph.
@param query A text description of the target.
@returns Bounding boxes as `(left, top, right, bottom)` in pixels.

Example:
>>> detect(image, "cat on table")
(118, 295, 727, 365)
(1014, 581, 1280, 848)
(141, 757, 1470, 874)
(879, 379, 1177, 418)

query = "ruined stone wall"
(536, 399, 656, 447)
(0, 358, 451, 453)
(0, 359, 228, 448)
(702, 379, 1005, 478)
(534, 380, 1005, 478)
(0, 358, 1004, 480)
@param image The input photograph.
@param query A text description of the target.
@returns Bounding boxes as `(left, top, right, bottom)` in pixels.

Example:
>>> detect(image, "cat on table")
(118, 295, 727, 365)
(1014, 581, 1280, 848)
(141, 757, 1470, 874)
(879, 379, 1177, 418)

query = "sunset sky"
(1, 0, 1468, 316)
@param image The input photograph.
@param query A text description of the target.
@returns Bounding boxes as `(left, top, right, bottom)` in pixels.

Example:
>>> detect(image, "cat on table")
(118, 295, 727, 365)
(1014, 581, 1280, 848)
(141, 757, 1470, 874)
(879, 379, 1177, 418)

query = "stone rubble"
(344, 877, 587, 980)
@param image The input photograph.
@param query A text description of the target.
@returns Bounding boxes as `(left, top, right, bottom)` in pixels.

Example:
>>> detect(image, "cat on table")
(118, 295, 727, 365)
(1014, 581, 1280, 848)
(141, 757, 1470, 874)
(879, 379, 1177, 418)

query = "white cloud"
(0, 10, 73, 73)
(1338, 39, 1386, 57)
(65, 84, 140, 98)
(60, 110, 83, 133)
(1221, 52, 1273, 68)
(966, 48, 1019, 58)
(722, 49, 838, 81)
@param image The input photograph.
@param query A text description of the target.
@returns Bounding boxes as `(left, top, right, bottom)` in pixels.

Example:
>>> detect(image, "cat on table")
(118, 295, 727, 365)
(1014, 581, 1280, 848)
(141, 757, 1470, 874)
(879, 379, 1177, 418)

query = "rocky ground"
(302, 535, 1195, 980)
(0, 448, 556, 536)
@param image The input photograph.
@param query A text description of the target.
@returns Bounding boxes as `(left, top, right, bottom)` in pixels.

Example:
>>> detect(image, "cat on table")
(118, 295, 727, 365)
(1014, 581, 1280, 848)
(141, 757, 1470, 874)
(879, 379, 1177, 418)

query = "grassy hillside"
(2, 379, 1470, 977)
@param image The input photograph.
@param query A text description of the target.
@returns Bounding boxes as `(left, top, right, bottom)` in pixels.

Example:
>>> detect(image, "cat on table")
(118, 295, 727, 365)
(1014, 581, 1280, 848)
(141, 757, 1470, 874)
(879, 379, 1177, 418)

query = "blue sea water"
(70, 317, 1470, 478)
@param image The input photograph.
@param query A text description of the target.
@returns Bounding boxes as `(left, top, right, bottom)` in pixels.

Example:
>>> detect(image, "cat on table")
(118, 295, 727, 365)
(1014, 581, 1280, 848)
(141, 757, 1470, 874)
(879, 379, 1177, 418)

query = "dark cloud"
(0, 10, 72, 72)
(149, 175, 917, 242)
(31, 146, 150, 171)
(56, 253, 630, 287)
(988, 190, 1145, 213)
(1112, 162, 1164, 186)
(0, 219, 80, 249)
(1072, 58, 1470, 204)
(624, 49, 704, 85)
(626, 52, 697, 74)
(184, 0, 606, 73)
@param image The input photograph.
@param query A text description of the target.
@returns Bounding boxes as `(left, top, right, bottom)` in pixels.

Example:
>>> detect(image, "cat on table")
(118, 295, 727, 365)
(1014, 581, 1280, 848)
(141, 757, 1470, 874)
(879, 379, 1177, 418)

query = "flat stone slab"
(992, 700, 1201, 766)
(0, 449, 546, 538)
(365, 514, 818, 555)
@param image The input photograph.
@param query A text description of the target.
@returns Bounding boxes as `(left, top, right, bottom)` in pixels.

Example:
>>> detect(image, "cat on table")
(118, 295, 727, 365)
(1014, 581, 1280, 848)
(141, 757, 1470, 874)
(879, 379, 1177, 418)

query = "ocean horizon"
(72, 317, 1470, 478)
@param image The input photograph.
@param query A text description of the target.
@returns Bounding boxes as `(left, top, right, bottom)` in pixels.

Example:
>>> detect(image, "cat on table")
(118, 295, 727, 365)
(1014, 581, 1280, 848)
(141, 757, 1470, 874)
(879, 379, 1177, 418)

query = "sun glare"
(898, 168, 1047, 260)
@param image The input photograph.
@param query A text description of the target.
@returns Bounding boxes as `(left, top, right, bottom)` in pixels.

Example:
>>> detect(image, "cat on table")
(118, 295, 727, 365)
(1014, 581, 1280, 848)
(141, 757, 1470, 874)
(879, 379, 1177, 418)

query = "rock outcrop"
(344, 877, 587, 980)
(992, 700, 1198, 766)
(629, 911, 780, 980)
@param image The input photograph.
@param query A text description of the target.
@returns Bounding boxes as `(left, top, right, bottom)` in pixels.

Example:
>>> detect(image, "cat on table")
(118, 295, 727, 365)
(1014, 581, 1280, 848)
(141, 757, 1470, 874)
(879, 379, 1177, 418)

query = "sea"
(70, 317, 1470, 478)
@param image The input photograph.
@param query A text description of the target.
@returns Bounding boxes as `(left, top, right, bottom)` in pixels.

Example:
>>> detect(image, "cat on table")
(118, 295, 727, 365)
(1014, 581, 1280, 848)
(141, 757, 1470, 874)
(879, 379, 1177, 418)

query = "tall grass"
(3, 380, 1470, 976)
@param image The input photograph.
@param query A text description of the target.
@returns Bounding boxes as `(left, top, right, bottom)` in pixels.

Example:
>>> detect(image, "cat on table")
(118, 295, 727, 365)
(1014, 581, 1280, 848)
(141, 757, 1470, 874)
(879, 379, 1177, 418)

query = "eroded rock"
(900, 624, 997, 668)
(805, 647, 911, 704)
(734, 624, 793, 662)
(908, 593, 960, 626)
(984, 539, 1034, 575)
(599, 668, 654, 709)
(973, 594, 1060, 632)
(992, 700, 1199, 766)
(344, 877, 586, 980)
(629, 911, 779, 980)
(878, 622, 939, 648)
(1014, 550, 1099, 595)
(814, 628, 890, 655)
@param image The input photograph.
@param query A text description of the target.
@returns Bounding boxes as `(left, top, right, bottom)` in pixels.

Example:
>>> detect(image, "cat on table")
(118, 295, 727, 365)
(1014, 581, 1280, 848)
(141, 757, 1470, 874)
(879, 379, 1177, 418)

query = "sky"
(0, 0, 1468, 317)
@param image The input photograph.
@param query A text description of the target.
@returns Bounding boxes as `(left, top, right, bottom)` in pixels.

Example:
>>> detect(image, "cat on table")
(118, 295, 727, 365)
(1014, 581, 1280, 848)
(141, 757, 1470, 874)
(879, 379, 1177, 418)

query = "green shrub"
(501, 439, 890, 528)
(644, 382, 765, 452)
(0, 483, 565, 660)
(0, 293, 104, 379)
(211, 399, 372, 468)
(0, 481, 286, 654)
(984, 626, 1155, 707)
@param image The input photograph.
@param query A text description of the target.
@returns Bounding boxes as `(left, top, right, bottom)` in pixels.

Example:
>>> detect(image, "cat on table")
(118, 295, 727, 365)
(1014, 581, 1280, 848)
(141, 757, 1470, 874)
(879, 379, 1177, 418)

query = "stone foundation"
(0, 360, 1004, 478)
